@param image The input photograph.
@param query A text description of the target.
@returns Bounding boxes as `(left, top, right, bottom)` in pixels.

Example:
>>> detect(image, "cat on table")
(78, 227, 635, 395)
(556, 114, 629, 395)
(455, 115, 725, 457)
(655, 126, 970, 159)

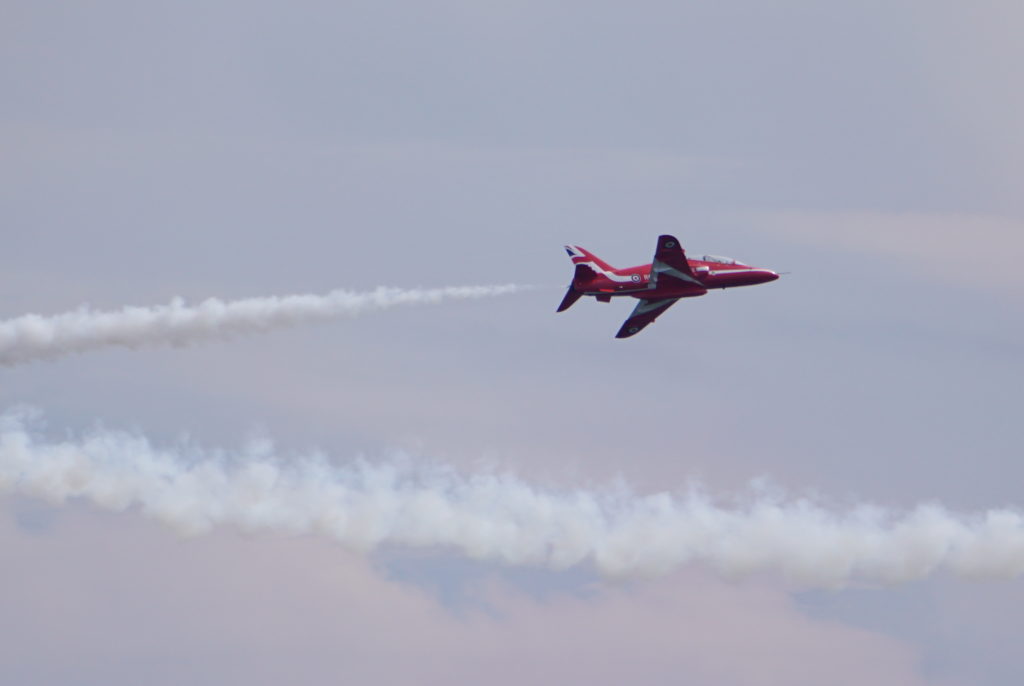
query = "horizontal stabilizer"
(556, 286, 583, 312)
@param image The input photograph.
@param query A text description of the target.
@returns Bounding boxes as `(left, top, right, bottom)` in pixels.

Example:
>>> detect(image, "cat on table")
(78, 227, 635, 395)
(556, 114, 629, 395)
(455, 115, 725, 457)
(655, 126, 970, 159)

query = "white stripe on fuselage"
(573, 260, 641, 283)
(705, 269, 772, 276)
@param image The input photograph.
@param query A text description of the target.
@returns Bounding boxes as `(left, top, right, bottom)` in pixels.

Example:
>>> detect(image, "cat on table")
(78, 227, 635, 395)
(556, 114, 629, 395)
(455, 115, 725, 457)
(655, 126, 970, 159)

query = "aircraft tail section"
(564, 245, 615, 272)
(564, 244, 616, 289)
(558, 245, 614, 312)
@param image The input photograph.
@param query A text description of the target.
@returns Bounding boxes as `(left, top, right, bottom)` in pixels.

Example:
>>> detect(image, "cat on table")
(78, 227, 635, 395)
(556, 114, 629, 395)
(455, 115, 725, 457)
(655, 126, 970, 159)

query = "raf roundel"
(664, 240, 676, 248)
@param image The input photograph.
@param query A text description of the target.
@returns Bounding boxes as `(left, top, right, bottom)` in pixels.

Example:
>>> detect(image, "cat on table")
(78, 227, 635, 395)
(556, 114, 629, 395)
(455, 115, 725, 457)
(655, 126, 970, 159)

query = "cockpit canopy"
(701, 255, 741, 265)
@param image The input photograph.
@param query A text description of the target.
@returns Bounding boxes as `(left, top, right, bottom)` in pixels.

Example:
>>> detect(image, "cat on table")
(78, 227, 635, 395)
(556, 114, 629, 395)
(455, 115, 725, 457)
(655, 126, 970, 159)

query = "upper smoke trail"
(0, 285, 525, 366)
(3, 408, 1024, 588)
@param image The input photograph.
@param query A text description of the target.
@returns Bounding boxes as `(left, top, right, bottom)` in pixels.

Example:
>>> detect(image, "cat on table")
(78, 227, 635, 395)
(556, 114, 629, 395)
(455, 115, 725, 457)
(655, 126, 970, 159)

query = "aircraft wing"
(615, 298, 680, 338)
(651, 234, 703, 289)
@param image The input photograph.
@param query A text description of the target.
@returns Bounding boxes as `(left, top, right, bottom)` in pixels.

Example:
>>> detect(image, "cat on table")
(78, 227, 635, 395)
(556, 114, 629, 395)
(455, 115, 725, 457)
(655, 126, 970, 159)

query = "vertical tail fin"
(564, 245, 615, 272)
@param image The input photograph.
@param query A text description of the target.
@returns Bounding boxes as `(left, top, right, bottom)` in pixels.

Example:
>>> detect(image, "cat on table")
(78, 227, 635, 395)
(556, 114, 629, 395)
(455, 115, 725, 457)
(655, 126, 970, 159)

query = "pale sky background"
(2, 1, 1023, 684)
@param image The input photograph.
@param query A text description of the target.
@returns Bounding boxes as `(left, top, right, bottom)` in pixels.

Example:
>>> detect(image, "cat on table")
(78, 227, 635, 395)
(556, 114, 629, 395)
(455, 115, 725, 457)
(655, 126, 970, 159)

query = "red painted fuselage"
(574, 256, 779, 297)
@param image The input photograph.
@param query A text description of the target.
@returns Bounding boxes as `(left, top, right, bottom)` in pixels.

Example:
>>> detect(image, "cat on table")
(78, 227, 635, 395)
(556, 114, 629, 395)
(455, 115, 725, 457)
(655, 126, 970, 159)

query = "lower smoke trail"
(3, 409, 1023, 587)
(0, 284, 524, 365)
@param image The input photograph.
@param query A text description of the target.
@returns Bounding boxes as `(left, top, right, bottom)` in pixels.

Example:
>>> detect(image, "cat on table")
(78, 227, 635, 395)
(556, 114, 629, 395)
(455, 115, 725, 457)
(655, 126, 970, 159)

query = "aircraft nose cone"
(765, 270, 780, 282)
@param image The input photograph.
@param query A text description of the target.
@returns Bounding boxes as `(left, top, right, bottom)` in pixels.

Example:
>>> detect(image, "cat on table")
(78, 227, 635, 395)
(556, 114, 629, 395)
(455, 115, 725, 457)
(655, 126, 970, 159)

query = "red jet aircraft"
(557, 234, 780, 338)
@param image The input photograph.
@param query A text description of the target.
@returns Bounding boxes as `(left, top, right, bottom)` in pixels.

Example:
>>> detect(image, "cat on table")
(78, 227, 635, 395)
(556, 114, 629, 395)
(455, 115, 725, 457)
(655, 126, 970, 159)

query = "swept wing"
(651, 234, 703, 290)
(615, 298, 680, 338)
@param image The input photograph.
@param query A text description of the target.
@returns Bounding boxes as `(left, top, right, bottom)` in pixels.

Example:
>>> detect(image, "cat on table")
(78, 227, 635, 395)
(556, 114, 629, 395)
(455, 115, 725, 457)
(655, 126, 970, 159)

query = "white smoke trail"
(3, 409, 1024, 588)
(0, 285, 525, 365)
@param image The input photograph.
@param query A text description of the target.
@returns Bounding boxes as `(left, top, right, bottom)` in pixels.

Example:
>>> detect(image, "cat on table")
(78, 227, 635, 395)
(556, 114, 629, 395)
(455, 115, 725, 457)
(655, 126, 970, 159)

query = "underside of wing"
(615, 298, 680, 338)
(652, 234, 704, 290)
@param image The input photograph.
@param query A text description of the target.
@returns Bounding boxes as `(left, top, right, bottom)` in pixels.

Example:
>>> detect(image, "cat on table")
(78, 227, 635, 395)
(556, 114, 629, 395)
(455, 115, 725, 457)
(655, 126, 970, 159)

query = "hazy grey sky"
(2, 2, 1023, 684)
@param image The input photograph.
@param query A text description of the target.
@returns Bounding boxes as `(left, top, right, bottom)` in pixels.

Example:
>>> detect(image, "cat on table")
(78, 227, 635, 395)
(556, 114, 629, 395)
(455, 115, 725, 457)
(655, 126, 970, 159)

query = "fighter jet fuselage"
(557, 235, 779, 338)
